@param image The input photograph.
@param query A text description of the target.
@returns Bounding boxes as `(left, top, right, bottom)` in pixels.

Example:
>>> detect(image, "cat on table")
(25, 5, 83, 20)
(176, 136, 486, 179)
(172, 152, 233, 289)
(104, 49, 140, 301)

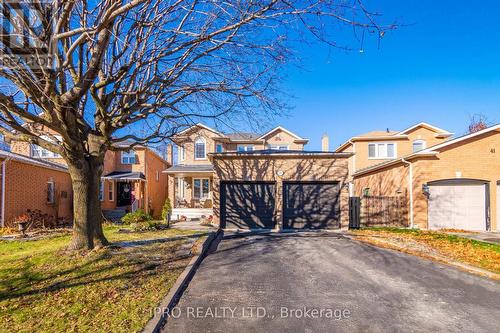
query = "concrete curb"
(347, 233, 500, 280)
(142, 229, 223, 333)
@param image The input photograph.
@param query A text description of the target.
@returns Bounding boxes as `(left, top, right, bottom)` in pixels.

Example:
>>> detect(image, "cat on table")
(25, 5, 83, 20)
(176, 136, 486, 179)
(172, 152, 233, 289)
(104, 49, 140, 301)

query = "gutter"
(401, 158, 414, 229)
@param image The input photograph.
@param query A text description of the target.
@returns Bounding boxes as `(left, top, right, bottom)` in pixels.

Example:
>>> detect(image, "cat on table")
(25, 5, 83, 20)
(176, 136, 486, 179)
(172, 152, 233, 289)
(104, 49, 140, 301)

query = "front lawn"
(0, 226, 203, 332)
(350, 228, 500, 275)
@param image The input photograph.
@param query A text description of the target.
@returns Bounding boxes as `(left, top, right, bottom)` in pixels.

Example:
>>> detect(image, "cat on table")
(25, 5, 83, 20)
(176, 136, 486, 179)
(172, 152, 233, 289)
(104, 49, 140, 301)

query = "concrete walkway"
(448, 231, 500, 245)
(171, 220, 217, 232)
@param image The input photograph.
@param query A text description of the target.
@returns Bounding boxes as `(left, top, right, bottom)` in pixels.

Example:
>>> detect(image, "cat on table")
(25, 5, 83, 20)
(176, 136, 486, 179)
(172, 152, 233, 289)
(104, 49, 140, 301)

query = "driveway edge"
(347, 234, 500, 280)
(142, 229, 223, 333)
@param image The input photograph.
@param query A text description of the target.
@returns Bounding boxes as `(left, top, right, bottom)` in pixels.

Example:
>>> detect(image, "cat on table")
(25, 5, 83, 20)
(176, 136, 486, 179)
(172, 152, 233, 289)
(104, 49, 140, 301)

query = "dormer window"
(194, 137, 206, 159)
(412, 140, 426, 152)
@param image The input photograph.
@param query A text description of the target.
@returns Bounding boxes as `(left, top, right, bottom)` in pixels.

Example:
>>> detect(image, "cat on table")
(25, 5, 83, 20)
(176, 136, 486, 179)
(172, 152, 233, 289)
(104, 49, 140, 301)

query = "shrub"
(161, 198, 172, 221)
(130, 220, 165, 232)
(121, 209, 152, 225)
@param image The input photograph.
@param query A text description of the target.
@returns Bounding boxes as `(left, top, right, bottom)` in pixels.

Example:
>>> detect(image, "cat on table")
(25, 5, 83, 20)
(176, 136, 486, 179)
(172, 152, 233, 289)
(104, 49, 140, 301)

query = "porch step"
(172, 208, 213, 221)
(103, 209, 127, 223)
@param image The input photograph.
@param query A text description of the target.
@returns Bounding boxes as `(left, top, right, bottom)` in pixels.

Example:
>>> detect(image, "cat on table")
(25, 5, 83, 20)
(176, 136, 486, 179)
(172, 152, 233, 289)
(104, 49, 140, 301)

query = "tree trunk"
(67, 156, 109, 251)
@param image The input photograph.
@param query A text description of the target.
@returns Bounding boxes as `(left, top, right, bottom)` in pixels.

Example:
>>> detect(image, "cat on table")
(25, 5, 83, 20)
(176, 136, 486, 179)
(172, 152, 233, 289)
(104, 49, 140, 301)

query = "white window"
(31, 145, 60, 158)
(193, 178, 210, 199)
(237, 145, 254, 152)
(47, 181, 55, 204)
(179, 145, 185, 162)
(194, 137, 206, 160)
(368, 143, 396, 159)
(121, 151, 136, 164)
(99, 180, 104, 201)
(412, 140, 426, 152)
(268, 144, 288, 150)
(216, 143, 223, 153)
(108, 182, 114, 201)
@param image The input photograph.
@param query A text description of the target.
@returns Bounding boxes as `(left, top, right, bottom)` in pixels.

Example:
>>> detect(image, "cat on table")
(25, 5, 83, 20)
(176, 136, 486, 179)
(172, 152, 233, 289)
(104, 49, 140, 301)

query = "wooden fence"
(361, 195, 408, 227)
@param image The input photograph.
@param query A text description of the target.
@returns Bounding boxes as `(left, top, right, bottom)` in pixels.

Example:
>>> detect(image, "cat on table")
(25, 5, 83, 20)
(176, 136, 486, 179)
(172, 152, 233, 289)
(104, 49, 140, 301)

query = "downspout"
(401, 158, 414, 229)
(1, 158, 9, 228)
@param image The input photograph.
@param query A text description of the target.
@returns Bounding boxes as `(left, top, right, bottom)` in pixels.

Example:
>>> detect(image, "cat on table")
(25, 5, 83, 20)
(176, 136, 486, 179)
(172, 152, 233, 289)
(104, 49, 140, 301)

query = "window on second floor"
(31, 145, 61, 158)
(237, 144, 254, 152)
(215, 143, 223, 153)
(412, 140, 426, 152)
(121, 151, 136, 164)
(194, 137, 206, 159)
(368, 143, 396, 159)
(268, 144, 288, 150)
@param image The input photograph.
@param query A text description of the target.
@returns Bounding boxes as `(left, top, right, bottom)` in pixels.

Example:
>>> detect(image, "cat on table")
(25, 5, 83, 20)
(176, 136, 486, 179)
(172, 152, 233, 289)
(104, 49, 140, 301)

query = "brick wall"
(2, 159, 72, 226)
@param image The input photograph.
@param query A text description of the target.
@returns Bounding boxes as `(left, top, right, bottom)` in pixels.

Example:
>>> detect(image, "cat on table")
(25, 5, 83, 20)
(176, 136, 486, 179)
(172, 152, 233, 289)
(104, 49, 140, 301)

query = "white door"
(428, 184, 486, 231)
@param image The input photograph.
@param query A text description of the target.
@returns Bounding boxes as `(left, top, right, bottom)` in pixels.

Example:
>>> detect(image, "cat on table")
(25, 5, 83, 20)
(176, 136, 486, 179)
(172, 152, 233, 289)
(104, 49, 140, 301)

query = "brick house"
(10, 138, 170, 220)
(343, 123, 500, 232)
(165, 123, 351, 230)
(0, 149, 72, 227)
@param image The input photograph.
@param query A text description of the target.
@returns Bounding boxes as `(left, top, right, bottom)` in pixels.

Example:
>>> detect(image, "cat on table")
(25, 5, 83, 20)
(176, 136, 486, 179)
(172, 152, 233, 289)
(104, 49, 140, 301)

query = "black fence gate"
(349, 197, 361, 229)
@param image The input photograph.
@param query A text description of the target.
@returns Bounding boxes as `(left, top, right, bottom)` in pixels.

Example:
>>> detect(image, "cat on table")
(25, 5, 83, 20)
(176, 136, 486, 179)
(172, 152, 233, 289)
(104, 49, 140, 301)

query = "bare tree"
(468, 113, 490, 133)
(0, 0, 395, 250)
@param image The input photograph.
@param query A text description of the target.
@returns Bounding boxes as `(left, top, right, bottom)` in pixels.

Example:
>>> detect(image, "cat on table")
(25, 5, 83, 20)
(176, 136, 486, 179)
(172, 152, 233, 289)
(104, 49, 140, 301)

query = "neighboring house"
(336, 122, 453, 185)
(0, 149, 73, 227)
(165, 123, 352, 230)
(352, 124, 500, 232)
(10, 137, 170, 219)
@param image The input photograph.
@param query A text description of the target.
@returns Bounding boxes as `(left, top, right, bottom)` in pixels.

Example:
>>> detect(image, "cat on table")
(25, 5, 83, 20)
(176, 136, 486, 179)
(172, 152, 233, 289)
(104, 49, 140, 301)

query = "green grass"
(0, 226, 201, 333)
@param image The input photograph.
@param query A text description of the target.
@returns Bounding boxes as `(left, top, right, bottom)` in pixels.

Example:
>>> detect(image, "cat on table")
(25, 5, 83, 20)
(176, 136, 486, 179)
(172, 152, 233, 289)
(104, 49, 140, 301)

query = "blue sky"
(275, 0, 500, 150)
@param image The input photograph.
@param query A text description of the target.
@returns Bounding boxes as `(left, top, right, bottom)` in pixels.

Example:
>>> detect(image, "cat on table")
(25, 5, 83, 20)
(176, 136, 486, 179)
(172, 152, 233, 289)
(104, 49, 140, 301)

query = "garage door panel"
(221, 182, 276, 229)
(428, 184, 486, 231)
(283, 182, 340, 229)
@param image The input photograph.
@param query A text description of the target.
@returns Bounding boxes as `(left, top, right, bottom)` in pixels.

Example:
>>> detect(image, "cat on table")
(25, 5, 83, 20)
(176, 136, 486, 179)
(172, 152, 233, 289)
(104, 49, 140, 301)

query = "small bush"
(130, 220, 165, 232)
(121, 209, 152, 225)
(161, 198, 172, 221)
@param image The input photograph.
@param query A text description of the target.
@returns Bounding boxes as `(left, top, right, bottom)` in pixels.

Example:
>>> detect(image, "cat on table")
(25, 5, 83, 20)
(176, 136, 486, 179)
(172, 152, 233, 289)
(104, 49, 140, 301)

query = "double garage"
(220, 181, 341, 230)
(210, 151, 351, 230)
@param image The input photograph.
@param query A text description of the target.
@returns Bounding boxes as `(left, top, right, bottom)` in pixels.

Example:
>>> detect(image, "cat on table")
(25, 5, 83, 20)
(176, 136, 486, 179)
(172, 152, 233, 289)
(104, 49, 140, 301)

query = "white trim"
(176, 123, 224, 136)
(192, 177, 210, 199)
(194, 136, 207, 160)
(257, 126, 307, 141)
(418, 123, 500, 154)
(397, 122, 453, 136)
(367, 142, 397, 159)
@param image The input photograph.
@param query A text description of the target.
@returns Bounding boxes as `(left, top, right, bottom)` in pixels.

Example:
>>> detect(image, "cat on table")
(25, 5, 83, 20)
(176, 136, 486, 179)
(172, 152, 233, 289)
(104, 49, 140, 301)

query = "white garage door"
(428, 183, 487, 231)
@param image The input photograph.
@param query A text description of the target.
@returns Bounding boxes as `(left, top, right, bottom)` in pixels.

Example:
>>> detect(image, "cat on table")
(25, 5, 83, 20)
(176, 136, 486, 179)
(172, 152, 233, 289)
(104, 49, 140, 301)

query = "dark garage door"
(221, 182, 276, 229)
(283, 182, 341, 229)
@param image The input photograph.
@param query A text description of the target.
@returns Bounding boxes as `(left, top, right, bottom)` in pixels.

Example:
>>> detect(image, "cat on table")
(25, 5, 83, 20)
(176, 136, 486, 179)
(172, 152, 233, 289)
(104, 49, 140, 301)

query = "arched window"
(412, 139, 426, 152)
(194, 137, 206, 159)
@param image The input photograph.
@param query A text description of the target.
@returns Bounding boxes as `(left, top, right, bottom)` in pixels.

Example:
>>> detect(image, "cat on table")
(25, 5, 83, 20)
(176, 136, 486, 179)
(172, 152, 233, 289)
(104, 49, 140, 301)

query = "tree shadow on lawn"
(0, 240, 190, 302)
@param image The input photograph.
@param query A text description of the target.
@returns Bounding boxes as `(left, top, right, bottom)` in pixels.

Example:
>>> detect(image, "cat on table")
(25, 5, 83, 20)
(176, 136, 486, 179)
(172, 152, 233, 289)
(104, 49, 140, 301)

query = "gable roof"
(353, 124, 500, 177)
(175, 123, 225, 137)
(336, 122, 452, 152)
(0, 149, 68, 172)
(257, 126, 308, 142)
(396, 122, 453, 136)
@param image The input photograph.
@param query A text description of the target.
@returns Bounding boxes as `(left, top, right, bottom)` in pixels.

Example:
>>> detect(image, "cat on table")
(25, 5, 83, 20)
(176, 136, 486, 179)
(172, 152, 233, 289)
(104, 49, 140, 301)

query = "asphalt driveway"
(163, 232, 500, 333)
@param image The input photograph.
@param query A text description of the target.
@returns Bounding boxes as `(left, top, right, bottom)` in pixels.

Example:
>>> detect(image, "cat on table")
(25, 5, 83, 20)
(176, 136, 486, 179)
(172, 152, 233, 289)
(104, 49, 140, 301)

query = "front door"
(117, 182, 132, 206)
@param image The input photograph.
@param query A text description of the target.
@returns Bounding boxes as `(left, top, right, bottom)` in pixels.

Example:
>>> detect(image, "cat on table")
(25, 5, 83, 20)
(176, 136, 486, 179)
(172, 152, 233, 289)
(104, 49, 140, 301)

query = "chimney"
(321, 133, 329, 152)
